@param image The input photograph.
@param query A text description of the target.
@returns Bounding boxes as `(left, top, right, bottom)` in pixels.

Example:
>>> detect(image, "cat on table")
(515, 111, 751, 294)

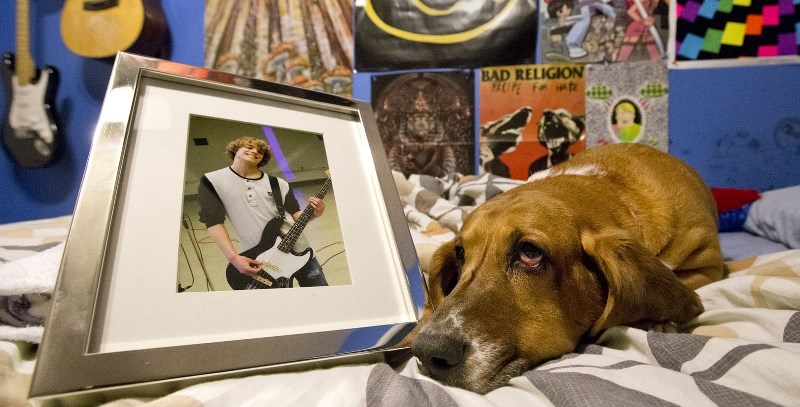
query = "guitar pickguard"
(253, 236, 312, 281)
(9, 70, 56, 142)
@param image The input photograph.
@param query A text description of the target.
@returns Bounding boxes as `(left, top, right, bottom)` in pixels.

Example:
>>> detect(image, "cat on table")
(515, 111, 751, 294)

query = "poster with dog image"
(584, 60, 668, 150)
(539, 0, 669, 64)
(371, 71, 475, 178)
(479, 64, 586, 180)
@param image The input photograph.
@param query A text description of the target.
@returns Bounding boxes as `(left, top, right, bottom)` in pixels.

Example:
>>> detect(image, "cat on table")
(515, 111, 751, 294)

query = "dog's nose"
(411, 330, 468, 379)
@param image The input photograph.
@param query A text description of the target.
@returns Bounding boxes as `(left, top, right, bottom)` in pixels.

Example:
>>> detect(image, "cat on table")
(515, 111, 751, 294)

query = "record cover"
(479, 64, 586, 180)
(539, 0, 669, 64)
(371, 71, 475, 177)
(584, 60, 668, 150)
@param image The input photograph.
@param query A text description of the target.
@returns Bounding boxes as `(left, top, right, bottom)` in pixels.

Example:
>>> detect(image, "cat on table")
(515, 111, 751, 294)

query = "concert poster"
(370, 70, 476, 178)
(179, 115, 351, 292)
(204, 0, 354, 96)
(584, 60, 669, 150)
(478, 64, 586, 180)
(539, 0, 669, 64)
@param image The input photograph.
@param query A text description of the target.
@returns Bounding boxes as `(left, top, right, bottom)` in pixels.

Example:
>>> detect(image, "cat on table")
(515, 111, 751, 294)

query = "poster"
(371, 71, 475, 177)
(479, 64, 586, 180)
(539, 0, 669, 64)
(204, 0, 354, 96)
(355, 0, 538, 71)
(585, 60, 669, 150)
(673, 0, 800, 65)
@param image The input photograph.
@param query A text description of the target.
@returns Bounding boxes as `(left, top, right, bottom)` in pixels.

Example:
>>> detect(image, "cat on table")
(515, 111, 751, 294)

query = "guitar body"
(1, 53, 60, 168)
(226, 217, 315, 290)
(61, 0, 168, 58)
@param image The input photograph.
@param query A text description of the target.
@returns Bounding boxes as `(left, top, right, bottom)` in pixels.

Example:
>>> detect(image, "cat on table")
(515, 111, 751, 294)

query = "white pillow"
(743, 185, 800, 249)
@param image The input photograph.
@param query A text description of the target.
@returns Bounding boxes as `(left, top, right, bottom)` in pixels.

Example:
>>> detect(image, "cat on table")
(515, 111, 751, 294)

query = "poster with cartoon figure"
(584, 60, 668, 150)
(479, 64, 586, 180)
(539, 0, 669, 64)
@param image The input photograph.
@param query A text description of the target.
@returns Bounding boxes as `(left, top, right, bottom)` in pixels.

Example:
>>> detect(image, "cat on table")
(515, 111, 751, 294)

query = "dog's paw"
(648, 322, 680, 334)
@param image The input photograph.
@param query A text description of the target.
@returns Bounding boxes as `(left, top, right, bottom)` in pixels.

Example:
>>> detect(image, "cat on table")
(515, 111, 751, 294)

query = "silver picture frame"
(30, 53, 424, 404)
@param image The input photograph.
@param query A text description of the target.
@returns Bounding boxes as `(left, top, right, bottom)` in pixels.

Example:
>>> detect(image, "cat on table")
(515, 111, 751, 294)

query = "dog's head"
(538, 108, 585, 152)
(407, 181, 703, 394)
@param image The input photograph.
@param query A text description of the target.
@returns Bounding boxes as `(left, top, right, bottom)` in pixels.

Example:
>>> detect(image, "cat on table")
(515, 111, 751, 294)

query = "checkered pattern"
(640, 82, 668, 98)
(675, 0, 800, 60)
(586, 84, 614, 100)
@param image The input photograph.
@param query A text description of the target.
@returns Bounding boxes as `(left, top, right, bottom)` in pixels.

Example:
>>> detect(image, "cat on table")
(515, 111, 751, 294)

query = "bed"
(1, 179, 799, 406)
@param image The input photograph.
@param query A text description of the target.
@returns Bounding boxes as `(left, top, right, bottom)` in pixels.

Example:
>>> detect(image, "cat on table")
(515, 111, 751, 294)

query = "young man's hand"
(230, 254, 261, 275)
(308, 197, 326, 218)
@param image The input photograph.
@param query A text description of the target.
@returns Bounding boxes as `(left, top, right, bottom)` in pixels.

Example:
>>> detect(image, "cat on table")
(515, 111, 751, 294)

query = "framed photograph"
(30, 53, 424, 402)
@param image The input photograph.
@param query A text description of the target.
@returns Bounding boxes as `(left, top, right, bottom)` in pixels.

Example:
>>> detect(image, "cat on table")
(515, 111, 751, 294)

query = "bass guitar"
(226, 176, 332, 290)
(1, 0, 60, 168)
(60, 0, 168, 58)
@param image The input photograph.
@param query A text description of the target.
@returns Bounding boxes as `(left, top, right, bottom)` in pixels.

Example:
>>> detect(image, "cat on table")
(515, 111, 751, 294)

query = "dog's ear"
(397, 239, 459, 348)
(426, 239, 461, 308)
(581, 230, 704, 337)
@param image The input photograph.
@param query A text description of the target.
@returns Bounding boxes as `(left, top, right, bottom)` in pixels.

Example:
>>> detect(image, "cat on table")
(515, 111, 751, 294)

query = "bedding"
(744, 185, 800, 250)
(1, 177, 799, 405)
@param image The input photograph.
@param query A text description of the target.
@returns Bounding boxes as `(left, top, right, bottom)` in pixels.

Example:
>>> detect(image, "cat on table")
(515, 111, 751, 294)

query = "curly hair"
(225, 137, 272, 168)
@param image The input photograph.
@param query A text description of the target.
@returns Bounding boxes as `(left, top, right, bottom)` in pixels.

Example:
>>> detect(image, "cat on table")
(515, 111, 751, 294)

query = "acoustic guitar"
(226, 176, 332, 290)
(60, 0, 168, 58)
(1, 0, 60, 168)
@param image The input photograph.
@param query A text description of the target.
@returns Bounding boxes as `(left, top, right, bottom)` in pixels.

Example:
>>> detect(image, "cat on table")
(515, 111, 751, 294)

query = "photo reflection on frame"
(178, 115, 351, 292)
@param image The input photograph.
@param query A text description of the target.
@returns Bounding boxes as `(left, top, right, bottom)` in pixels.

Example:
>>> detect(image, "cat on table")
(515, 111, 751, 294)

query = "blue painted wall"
(669, 64, 800, 191)
(1, 1, 798, 224)
(0, 0, 204, 224)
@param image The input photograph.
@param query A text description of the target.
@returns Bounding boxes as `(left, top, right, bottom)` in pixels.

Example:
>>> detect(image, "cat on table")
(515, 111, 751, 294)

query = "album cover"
(479, 64, 586, 180)
(371, 70, 475, 177)
(539, 0, 669, 64)
(584, 60, 668, 150)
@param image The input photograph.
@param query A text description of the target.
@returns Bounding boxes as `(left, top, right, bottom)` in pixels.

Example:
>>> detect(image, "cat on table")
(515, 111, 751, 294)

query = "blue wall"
(1, 1, 798, 224)
(669, 64, 800, 192)
(0, 0, 204, 224)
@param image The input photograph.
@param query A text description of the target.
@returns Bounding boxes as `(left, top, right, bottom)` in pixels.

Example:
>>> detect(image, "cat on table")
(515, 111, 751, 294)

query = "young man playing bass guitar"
(198, 136, 329, 289)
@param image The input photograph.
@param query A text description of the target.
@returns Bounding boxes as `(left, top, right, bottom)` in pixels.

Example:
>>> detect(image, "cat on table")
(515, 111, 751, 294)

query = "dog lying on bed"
(406, 143, 726, 394)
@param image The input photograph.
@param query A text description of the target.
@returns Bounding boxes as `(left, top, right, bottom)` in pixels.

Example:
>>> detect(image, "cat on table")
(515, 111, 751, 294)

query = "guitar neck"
(278, 178, 333, 252)
(15, 0, 35, 85)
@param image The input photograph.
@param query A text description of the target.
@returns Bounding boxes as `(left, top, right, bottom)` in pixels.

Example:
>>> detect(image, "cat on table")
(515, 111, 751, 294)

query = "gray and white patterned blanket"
(2, 218, 799, 406)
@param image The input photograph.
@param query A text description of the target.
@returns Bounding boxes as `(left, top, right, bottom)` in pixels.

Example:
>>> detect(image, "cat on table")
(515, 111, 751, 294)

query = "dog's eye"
(516, 242, 544, 269)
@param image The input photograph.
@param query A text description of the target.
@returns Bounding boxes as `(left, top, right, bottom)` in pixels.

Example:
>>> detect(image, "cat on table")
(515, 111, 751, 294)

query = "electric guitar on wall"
(60, 0, 168, 58)
(1, 0, 60, 168)
(226, 176, 333, 290)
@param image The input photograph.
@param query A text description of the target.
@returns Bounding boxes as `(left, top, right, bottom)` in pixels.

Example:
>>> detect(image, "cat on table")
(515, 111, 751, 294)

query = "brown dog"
(407, 143, 725, 394)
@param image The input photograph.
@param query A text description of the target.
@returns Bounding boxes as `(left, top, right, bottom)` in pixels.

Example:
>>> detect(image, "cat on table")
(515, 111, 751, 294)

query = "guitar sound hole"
(83, 0, 119, 11)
